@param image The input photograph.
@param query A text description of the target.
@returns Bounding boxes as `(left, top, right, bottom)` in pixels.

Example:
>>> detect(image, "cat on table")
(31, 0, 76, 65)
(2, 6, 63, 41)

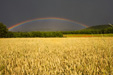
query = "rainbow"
(8, 17, 89, 30)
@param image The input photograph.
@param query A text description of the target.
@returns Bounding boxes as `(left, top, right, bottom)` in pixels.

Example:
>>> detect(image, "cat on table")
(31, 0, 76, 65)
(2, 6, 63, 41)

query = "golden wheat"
(0, 37, 113, 75)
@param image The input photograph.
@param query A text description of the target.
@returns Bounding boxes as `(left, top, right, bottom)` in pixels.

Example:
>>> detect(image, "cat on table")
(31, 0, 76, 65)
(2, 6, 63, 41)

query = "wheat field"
(0, 37, 113, 75)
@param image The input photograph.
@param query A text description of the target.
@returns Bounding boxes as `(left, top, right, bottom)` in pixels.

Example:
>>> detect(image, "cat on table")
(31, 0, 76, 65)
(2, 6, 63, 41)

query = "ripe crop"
(0, 37, 113, 75)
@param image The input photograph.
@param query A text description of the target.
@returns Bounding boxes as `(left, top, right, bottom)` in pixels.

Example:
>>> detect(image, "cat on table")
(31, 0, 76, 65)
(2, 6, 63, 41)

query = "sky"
(0, 0, 113, 31)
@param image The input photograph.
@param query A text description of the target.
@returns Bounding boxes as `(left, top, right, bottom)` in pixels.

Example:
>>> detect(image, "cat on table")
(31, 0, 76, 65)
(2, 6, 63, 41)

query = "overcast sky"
(0, 0, 113, 29)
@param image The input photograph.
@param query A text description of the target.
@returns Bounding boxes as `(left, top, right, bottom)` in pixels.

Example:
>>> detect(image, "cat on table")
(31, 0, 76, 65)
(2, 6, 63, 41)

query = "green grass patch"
(63, 34, 113, 37)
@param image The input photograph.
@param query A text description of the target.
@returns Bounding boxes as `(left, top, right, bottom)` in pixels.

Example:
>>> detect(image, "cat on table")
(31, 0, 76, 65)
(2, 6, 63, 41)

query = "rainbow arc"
(8, 17, 89, 30)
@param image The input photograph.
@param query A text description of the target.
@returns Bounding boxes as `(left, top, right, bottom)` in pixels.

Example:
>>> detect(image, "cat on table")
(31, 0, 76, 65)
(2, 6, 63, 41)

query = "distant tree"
(0, 22, 8, 37)
(104, 27, 113, 33)
(6, 31, 14, 37)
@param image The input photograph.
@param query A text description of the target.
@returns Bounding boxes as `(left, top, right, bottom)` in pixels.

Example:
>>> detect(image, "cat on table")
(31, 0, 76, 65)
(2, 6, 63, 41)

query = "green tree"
(6, 31, 14, 37)
(0, 22, 8, 37)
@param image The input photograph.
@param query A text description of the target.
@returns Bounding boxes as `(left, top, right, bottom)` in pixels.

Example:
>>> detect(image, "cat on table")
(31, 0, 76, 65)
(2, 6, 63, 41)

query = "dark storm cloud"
(0, 0, 113, 28)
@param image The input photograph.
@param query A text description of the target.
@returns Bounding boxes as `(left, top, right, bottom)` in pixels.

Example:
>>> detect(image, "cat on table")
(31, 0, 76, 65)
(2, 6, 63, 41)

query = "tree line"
(7, 31, 63, 38)
(0, 23, 63, 38)
(61, 27, 113, 34)
(0, 22, 113, 38)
